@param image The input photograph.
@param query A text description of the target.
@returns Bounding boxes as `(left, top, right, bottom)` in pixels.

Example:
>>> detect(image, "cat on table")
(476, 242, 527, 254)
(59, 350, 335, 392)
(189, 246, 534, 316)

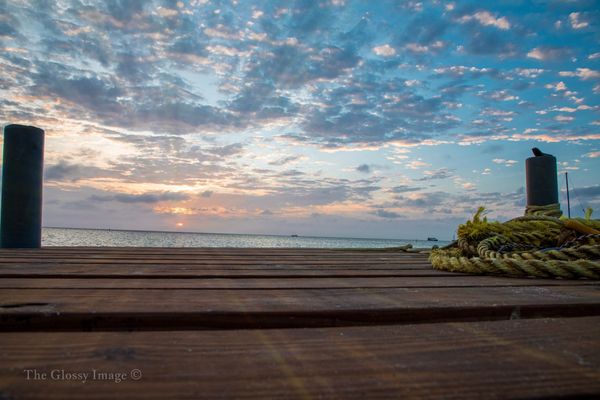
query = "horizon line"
(42, 226, 449, 242)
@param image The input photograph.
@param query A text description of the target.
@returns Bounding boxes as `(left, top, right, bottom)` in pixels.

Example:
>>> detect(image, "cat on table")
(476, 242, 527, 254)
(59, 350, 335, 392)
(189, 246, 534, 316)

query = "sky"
(0, 0, 599, 240)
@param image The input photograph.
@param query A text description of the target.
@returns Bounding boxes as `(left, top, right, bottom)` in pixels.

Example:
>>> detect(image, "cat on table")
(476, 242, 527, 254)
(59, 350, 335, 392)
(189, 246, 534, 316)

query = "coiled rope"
(430, 204, 600, 279)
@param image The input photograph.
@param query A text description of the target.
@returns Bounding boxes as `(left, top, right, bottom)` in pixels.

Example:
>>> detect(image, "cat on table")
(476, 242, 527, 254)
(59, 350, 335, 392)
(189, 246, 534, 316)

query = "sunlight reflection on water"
(42, 228, 450, 248)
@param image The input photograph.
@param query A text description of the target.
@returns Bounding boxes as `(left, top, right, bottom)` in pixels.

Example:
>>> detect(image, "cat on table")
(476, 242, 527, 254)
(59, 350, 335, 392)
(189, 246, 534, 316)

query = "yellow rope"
(430, 205, 600, 279)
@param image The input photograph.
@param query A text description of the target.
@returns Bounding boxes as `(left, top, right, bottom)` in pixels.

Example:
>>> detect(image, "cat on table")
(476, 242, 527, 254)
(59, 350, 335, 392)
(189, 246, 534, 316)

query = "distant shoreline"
(43, 226, 449, 242)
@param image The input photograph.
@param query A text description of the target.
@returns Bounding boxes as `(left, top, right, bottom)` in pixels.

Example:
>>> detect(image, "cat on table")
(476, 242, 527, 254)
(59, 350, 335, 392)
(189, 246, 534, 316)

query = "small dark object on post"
(531, 147, 544, 157)
(1, 124, 45, 248)
(525, 147, 558, 207)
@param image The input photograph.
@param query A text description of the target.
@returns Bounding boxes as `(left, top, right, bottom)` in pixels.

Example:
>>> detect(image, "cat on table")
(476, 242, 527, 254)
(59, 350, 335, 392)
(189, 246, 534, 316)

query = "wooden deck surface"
(1, 247, 599, 399)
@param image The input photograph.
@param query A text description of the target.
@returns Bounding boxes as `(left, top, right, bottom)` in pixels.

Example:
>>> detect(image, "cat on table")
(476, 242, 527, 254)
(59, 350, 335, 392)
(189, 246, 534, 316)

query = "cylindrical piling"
(525, 148, 558, 206)
(1, 124, 45, 248)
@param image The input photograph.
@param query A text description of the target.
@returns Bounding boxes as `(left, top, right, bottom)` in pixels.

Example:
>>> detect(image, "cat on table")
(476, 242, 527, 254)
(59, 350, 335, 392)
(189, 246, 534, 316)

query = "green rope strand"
(430, 205, 600, 279)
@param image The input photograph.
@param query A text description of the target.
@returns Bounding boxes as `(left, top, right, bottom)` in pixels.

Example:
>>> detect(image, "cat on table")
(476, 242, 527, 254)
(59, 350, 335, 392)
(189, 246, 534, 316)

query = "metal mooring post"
(525, 147, 558, 207)
(1, 124, 45, 248)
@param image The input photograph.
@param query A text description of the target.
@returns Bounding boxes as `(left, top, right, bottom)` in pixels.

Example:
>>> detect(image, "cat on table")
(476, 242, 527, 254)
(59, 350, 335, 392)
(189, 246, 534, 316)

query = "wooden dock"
(1, 247, 599, 399)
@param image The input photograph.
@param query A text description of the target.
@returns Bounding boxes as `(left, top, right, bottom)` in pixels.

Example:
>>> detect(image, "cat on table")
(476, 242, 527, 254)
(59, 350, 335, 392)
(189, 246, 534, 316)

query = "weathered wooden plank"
(0, 248, 429, 254)
(0, 250, 429, 257)
(0, 276, 596, 289)
(0, 248, 431, 256)
(0, 260, 432, 266)
(0, 266, 458, 278)
(3, 286, 598, 313)
(0, 317, 598, 399)
(1, 286, 599, 331)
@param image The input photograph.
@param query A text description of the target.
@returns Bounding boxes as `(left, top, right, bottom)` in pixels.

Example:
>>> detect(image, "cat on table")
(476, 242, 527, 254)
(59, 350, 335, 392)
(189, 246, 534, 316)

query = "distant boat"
(427, 237, 438, 241)
(291, 234, 299, 237)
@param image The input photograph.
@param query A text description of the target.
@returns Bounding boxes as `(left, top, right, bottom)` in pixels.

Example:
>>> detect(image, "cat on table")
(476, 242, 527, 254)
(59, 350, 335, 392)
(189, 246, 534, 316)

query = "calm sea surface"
(42, 227, 450, 248)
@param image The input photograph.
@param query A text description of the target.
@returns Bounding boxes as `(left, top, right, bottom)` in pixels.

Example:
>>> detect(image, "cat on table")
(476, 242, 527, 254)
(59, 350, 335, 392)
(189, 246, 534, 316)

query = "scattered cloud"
(416, 168, 453, 181)
(372, 209, 403, 219)
(554, 115, 574, 122)
(545, 81, 567, 91)
(406, 160, 431, 170)
(492, 158, 518, 167)
(269, 155, 304, 166)
(559, 68, 600, 80)
(356, 164, 371, 173)
(459, 11, 510, 30)
(390, 185, 421, 194)
(91, 192, 190, 204)
(527, 46, 571, 61)
(575, 186, 600, 200)
(0, 0, 598, 236)
(372, 44, 396, 57)
(569, 12, 589, 30)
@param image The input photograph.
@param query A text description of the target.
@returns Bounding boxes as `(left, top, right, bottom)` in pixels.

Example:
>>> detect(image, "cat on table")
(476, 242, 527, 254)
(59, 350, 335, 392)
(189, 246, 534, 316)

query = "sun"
(176, 222, 184, 227)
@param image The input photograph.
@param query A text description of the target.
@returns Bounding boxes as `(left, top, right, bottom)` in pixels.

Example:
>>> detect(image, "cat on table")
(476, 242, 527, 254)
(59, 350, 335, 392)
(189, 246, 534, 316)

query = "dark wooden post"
(1, 124, 45, 248)
(525, 148, 558, 207)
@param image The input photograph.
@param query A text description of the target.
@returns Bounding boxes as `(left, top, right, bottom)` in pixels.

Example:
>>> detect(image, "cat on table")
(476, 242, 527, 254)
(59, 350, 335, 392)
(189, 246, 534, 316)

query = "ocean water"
(42, 227, 450, 248)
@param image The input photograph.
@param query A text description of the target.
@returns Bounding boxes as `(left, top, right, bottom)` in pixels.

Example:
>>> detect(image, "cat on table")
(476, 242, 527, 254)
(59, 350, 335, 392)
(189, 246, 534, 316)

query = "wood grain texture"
(1, 286, 599, 331)
(1, 276, 596, 289)
(1, 317, 599, 399)
(1, 247, 599, 398)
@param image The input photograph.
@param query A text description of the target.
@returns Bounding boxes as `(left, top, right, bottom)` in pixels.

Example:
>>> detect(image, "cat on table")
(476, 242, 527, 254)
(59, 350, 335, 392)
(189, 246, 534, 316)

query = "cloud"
(373, 209, 402, 219)
(156, 7, 179, 19)
(554, 115, 574, 122)
(459, 11, 510, 30)
(269, 155, 303, 166)
(1, 0, 599, 236)
(513, 68, 545, 78)
(480, 89, 517, 101)
(390, 185, 421, 193)
(356, 164, 371, 173)
(209, 143, 244, 157)
(399, 191, 447, 208)
(463, 29, 516, 57)
(492, 158, 518, 167)
(44, 162, 107, 182)
(545, 81, 567, 91)
(406, 43, 428, 53)
(569, 12, 589, 29)
(584, 151, 600, 158)
(44, 162, 84, 182)
(372, 44, 396, 57)
(33, 62, 122, 115)
(406, 160, 430, 169)
(416, 168, 453, 181)
(395, 13, 448, 49)
(559, 68, 600, 80)
(433, 65, 498, 78)
(242, 43, 360, 90)
(297, 74, 457, 148)
(461, 182, 476, 190)
(527, 46, 571, 61)
(480, 108, 516, 118)
(90, 191, 190, 204)
(575, 185, 600, 200)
